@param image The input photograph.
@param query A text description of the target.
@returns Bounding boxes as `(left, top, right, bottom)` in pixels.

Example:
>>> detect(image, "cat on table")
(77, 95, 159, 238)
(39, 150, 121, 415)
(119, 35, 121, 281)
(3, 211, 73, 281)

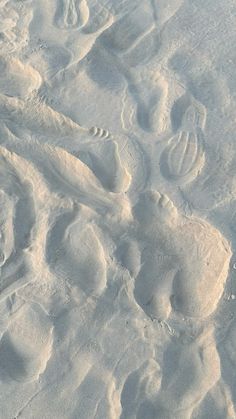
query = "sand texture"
(0, 0, 236, 418)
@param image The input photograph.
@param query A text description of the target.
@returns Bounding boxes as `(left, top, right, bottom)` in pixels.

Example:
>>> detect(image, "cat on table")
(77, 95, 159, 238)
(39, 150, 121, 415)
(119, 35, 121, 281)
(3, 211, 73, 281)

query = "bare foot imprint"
(128, 190, 232, 321)
(78, 137, 131, 193)
(46, 207, 107, 298)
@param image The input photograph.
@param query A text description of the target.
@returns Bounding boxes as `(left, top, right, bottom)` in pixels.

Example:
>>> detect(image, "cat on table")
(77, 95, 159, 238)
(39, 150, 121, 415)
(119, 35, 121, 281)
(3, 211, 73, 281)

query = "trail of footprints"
(0, 5, 234, 413)
(0, 99, 233, 416)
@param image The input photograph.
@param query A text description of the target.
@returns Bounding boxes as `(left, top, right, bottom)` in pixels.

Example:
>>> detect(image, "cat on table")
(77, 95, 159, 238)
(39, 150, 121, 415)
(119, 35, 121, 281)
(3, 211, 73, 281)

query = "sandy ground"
(0, 0, 236, 418)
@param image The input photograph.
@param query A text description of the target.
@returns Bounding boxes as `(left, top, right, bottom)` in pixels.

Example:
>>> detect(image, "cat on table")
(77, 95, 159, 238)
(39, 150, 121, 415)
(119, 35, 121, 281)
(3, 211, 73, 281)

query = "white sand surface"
(0, 1, 236, 418)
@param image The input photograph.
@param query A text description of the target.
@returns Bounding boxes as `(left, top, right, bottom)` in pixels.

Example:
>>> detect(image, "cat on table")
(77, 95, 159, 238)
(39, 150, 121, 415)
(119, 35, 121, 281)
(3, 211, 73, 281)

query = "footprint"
(47, 209, 107, 297)
(78, 138, 131, 193)
(75, 132, 148, 198)
(115, 134, 150, 198)
(129, 73, 168, 133)
(133, 190, 178, 230)
(115, 239, 141, 278)
(133, 191, 179, 321)
(160, 130, 205, 185)
(0, 302, 53, 382)
(54, 0, 89, 30)
(160, 99, 206, 185)
(134, 262, 177, 322)
(132, 190, 232, 320)
(62, 221, 107, 296)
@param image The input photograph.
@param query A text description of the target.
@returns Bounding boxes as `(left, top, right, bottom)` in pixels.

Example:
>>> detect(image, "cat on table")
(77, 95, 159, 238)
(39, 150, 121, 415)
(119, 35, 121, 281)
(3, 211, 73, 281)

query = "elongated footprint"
(55, 0, 89, 30)
(78, 138, 131, 193)
(47, 210, 107, 297)
(160, 100, 206, 185)
(160, 129, 205, 185)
